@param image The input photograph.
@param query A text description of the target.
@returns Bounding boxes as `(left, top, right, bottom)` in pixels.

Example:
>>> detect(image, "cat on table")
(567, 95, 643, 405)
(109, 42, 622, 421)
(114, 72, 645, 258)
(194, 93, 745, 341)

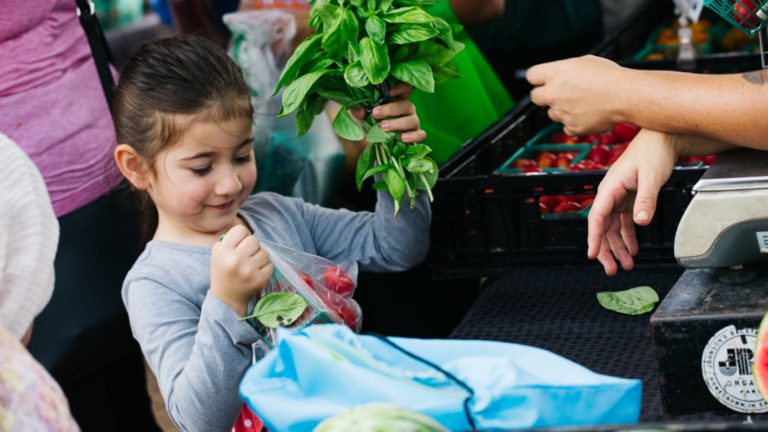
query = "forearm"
(667, 133, 739, 156)
(450, 0, 504, 24)
(616, 69, 768, 149)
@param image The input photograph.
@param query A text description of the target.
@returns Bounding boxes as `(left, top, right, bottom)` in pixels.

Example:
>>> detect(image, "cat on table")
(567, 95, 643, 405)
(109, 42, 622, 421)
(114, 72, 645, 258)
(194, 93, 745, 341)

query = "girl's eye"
(234, 154, 252, 164)
(190, 165, 212, 176)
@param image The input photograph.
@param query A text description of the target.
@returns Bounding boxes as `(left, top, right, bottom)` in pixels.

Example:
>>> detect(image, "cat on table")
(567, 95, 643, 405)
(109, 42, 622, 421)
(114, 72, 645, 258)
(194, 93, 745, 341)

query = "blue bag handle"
(367, 333, 478, 432)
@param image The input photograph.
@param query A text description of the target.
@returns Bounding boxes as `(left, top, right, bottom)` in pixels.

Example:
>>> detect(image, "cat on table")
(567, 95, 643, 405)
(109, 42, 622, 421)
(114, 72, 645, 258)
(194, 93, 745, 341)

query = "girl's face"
(147, 116, 256, 242)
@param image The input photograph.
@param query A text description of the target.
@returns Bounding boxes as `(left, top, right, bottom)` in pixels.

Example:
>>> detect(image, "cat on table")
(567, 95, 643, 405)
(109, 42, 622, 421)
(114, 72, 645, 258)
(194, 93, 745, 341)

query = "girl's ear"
(114, 144, 151, 190)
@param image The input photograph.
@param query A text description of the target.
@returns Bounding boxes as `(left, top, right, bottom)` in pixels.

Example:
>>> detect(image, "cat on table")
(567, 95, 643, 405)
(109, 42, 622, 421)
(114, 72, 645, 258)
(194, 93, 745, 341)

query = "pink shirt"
(0, 0, 122, 216)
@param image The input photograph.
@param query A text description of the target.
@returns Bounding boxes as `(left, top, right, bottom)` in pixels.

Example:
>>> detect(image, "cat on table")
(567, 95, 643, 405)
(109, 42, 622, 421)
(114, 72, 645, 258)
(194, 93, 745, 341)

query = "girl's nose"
(214, 166, 242, 196)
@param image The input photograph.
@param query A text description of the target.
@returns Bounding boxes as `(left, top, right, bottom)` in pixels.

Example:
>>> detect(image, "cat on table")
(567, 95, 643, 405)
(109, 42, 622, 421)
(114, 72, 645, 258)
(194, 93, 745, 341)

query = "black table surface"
(449, 265, 768, 429)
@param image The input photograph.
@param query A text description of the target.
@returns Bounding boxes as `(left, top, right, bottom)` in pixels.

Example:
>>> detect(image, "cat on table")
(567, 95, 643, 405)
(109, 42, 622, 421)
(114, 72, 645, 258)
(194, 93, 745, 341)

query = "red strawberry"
(298, 271, 315, 289)
(323, 266, 355, 297)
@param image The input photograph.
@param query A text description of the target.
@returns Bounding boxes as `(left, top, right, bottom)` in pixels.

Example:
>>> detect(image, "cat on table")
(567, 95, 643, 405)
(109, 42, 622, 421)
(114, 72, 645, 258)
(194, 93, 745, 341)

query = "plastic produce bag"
(224, 11, 345, 206)
(244, 240, 362, 348)
(240, 324, 642, 432)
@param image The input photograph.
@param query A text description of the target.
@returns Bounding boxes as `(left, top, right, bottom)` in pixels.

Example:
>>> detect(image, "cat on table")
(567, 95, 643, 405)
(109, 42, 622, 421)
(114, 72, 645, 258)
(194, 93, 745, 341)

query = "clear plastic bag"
(244, 239, 363, 348)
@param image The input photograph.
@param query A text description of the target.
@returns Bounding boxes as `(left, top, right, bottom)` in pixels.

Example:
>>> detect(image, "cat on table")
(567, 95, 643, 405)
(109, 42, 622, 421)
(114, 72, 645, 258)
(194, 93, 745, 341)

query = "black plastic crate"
(428, 17, 763, 278)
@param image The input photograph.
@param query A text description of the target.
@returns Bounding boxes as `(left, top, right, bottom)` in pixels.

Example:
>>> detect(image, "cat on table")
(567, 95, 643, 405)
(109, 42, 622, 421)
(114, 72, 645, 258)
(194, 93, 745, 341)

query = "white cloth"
(0, 132, 59, 340)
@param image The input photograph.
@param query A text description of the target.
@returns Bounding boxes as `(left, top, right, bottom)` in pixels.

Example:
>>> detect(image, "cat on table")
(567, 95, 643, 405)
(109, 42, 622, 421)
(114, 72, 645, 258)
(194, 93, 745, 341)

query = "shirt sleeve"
(299, 190, 432, 272)
(124, 278, 260, 432)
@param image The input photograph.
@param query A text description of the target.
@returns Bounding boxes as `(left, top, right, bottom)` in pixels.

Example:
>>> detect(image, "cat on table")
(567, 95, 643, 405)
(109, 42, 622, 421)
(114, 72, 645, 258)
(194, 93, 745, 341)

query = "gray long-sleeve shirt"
(122, 191, 430, 432)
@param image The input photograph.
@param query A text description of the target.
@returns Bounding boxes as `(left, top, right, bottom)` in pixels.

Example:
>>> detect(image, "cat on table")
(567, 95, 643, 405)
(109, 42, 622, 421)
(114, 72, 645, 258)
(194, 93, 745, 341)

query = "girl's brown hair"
(114, 35, 253, 245)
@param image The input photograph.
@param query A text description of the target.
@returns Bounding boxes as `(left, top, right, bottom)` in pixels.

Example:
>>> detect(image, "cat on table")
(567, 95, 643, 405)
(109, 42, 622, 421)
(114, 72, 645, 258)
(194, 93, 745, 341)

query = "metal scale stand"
(650, 0, 768, 417)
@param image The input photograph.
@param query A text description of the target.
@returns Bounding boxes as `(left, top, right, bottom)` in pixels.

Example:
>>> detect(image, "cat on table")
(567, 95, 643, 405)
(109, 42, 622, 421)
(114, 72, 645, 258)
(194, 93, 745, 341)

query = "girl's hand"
(210, 225, 273, 316)
(587, 129, 677, 275)
(352, 83, 427, 143)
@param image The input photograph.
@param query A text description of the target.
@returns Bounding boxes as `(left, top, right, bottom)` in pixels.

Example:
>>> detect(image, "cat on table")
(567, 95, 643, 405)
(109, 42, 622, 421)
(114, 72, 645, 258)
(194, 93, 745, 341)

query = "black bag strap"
(367, 333, 478, 431)
(76, 0, 115, 110)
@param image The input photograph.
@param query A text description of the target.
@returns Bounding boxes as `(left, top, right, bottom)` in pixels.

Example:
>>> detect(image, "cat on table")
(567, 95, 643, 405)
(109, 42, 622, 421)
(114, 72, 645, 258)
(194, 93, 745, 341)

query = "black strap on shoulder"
(367, 333, 478, 431)
(75, 0, 115, 110)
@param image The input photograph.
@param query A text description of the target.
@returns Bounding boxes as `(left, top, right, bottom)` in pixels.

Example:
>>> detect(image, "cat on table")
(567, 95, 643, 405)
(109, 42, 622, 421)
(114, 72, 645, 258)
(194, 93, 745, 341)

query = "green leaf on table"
(274, 34, 322, 95)
(365, 15, 387, 45)
(332, 106, 365, 141)
(391, 60, 434, 93)
(387, 24, 440, 44)
(279, 71, 327, 116)
(384, 7, 435, 24)
(344, 61, 369, 88)
(356, 144, 374, 190)
(366, 124, 392, 143)
(360, 37, 390, 84)
(244, 292, 307, 329)
(596, 286, 660, 315)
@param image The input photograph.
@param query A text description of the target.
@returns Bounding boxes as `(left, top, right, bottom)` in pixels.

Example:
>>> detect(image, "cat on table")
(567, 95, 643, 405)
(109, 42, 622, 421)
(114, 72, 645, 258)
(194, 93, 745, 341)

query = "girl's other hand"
(350, 83, 427, 143)
(210, 225, 273, 316)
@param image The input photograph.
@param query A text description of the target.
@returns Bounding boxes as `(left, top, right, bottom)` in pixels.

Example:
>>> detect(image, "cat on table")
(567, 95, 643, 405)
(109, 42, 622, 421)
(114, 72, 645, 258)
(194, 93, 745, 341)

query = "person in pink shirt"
(0, 1, 157, 429)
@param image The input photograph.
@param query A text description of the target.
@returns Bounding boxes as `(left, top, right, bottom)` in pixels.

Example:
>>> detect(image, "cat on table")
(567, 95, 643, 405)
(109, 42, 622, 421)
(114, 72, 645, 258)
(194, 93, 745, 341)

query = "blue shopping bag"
(240, 324, 641, 431)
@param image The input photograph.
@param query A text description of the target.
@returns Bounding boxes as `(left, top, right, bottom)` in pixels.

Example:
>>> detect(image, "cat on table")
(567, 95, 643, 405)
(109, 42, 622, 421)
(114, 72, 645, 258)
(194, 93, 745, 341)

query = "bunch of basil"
(274, 0, 464, 216)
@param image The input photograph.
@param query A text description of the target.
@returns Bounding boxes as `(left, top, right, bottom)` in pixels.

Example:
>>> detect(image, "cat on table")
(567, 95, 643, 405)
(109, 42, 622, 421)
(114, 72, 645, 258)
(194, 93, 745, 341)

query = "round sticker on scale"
(701, 325, 768, 413)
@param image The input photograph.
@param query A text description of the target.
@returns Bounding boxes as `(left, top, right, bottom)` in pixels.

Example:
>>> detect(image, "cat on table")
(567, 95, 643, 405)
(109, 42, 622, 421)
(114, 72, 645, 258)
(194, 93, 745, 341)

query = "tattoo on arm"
(742, 70, 767, 86)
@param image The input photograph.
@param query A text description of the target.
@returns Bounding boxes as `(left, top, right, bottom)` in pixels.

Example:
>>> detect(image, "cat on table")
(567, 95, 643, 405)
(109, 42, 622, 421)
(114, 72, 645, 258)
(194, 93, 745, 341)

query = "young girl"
(113, 35, 431, 431)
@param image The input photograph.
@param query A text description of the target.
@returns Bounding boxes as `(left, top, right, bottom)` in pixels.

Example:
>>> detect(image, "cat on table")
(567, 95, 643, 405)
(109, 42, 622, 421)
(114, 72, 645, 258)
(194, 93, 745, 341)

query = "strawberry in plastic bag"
(242, 239, 363, 347)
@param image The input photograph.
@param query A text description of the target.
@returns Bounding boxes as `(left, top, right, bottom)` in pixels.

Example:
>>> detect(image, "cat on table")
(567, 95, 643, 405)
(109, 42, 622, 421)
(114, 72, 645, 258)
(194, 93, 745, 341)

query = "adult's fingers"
(526, 62, 553, 86)
(597, 236, 618, 276)
(606, 216, 634, 271)
(587, 189, 616, 259)
(530, 86, 550, 107)
(633, 170, 660, 226)
(620, 212, 639, 256)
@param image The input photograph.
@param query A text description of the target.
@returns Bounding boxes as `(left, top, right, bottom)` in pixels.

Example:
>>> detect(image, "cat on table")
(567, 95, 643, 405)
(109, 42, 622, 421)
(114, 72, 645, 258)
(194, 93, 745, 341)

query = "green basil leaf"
(432, 63, 461, 84)
(384, 7, 435, 24)
(405, 157, 433, 173)
(245, 292, 308, 329)
(304, 58, 336, 74)
(359, 37, 390, 84)
(597, 286, 660, 315)
(372, 180, 388, 191)
(315, 76, 358, 106)
(332, 107, 365, 141)
(384, 169, 405, 202)
(415, 158, 438, 190)
(344, 61, 369, 88)
(349, 0, 364, 5)
(323, 7, 360, 57)
(274, 34, 322, 95)
(387, 24, 439, 44)
(366, 124, 392, 143)
(431, 17, 454, 45)
(413, 40, 455, 65)
(393, 0, 437, 6)
(362, 162, 392, 185)
(391, 44, 412, 63)
(365, 15, 387, 45)
(296, 102, 314, 137)
(380, 0, 394, 11)
(391, 59, 434, 93)
(348, 43, 360, 63)
(311, 0, 338, 30)
(405, 143, 431, 158)
(310, 96, 328, 116)
(356, 144, 374, 190)
(392, 141, 407, 157)
(279, 71, 327, 116)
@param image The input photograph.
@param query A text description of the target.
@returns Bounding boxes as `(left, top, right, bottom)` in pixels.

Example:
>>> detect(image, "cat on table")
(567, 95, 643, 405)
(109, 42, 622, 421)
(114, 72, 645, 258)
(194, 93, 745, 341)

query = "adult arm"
(450, 0, 505, 24)
(527, 55, 768, 149)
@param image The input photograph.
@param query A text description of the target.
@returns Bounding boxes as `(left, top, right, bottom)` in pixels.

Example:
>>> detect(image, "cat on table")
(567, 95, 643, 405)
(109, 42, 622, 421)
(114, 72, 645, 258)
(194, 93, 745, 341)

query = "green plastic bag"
(408, 2, 514, 165)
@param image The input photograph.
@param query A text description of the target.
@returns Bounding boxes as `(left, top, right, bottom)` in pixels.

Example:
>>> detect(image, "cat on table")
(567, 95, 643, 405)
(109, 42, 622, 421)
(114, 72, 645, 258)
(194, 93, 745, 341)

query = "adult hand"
(210, 225, 273, 315)
(587, 129, 677, 275)
(527, 55, 625, 136)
